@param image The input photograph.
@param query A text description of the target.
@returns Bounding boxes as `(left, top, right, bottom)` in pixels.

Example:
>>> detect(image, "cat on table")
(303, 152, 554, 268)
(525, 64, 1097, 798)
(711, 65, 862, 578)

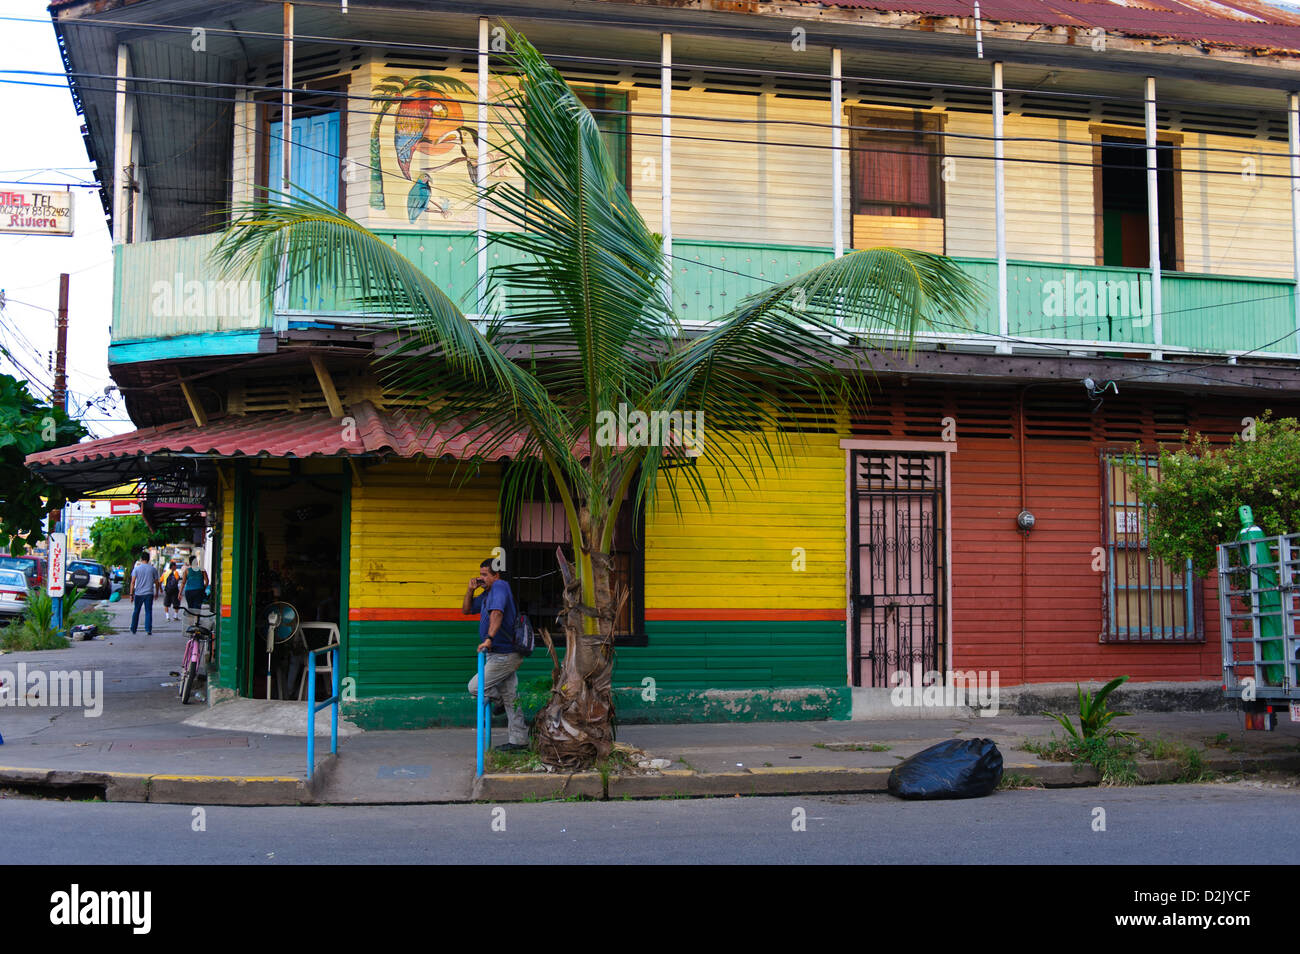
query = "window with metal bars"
(1100, 451, 1203, 642)
(502, 473, 646, 647)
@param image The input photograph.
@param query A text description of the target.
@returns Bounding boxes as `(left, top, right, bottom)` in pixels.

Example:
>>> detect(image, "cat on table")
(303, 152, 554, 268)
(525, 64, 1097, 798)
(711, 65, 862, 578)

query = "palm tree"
(216, 25, 981, 770)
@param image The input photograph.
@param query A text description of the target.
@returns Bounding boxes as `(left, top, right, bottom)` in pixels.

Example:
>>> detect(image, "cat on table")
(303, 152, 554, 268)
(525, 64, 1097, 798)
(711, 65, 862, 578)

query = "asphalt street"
(3, 780, 1297, 864)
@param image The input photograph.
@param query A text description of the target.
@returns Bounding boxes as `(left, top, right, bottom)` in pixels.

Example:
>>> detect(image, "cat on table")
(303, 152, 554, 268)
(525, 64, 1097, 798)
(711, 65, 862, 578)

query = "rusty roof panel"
(23, 400, 587, 472)
(819, 0, 1300, 50)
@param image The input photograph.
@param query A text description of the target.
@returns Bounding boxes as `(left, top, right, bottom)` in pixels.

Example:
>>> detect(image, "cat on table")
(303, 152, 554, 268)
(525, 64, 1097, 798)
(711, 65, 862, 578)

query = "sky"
(0, 0, 128, 439)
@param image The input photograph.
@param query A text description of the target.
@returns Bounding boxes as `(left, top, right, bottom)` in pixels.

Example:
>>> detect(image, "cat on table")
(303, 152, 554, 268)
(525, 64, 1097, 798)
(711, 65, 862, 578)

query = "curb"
(469, 752, 1300, 802)
(0, 765, 310, 806)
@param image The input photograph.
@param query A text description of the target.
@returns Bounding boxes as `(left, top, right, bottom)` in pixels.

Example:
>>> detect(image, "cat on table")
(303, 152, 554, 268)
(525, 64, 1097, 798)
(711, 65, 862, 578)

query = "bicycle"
(179, 606, 216, 705)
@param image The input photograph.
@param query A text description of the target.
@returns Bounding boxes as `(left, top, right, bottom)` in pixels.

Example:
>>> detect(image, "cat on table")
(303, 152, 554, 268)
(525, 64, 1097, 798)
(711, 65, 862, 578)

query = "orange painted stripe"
(343, 607, 842, 623)
(220, 604, 231, 618)
(645, 608, 844, 622)
(349, 607, 468, 622)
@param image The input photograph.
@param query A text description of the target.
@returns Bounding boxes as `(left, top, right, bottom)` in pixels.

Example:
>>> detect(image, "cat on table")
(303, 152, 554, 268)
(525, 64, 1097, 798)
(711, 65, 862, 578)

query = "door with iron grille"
(850, 450, 947, 687)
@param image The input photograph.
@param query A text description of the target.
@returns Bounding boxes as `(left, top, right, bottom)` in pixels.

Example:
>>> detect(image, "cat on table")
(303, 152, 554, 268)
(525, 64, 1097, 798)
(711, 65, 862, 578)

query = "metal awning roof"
(25, 400, 566, 495)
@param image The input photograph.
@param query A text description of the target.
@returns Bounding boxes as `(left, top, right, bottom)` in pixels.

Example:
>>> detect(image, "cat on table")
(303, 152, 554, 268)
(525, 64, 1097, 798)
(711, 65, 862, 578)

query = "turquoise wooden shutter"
(268, 111, 340, 207)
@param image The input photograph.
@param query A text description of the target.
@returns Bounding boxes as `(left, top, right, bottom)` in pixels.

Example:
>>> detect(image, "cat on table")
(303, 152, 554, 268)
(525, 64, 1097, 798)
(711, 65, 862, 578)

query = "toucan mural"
(369, 74, 480, 222)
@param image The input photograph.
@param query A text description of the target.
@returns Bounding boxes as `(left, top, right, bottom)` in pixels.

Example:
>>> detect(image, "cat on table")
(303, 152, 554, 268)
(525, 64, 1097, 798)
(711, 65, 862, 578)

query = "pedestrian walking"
(462, 558, 527, 751)
(162, 562, 181, 622)
(182, 556, 208, 611)
(128, 551, 160, 636)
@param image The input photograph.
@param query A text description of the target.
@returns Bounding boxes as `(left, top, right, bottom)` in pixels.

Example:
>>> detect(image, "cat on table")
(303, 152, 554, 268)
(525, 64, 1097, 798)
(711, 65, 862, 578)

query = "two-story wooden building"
(28, 0, 1300, 725)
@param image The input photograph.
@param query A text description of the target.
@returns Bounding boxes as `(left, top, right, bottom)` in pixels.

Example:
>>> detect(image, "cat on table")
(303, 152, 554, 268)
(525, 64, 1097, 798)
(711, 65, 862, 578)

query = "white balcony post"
(993, 61, 1009, 354)
(1290, 92, 1300, 352)
(112, 44, 129, 245)
(1145, 75, 1163, 360)
(661, 33, 673, 310)
(281, 2, 293, 196)
(832, 48, 843, 259)
(478, 17, 489, 316)
(274, 2, 295, 334)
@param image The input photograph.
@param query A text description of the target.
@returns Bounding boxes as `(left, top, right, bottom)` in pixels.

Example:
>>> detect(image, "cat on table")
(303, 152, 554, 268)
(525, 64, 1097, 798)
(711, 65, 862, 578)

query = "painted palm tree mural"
(369, 74, 479, 222)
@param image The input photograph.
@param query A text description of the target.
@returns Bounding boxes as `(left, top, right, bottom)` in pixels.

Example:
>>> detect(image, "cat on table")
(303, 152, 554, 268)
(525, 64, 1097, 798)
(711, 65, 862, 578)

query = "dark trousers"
(130, 594, 153, 634)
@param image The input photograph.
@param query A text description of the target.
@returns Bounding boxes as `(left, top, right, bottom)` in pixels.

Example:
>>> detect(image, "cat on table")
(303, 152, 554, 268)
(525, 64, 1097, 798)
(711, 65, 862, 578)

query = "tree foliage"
(0, 373, 87, 554)
(87, 514, 184, 569)
(1129, 414, 1300, 575)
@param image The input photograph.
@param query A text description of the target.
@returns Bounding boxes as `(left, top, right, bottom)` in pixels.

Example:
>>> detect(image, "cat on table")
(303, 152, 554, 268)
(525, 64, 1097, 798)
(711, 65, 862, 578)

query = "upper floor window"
(575, 88, 631, 194)
(259, 86, 345, 209)
(1092, 127, 1183, 271)
(850, 108, 944, 253)
(1100, 451, 1202, 642)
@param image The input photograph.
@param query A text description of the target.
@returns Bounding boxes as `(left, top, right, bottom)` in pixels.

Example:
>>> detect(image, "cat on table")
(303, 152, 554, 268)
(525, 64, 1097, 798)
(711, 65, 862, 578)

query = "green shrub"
(0, 585, 84, 651)
(1128, 414, 1300, 575)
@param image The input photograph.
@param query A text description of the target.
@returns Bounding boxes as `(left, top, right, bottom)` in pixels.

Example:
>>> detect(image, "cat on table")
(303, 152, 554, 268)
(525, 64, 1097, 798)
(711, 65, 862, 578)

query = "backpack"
(507, 587, 535, 657)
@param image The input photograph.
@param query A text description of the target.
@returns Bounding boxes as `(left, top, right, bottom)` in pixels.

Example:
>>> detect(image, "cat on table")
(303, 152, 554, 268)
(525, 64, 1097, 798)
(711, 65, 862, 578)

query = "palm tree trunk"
(533, 537, 624, 770)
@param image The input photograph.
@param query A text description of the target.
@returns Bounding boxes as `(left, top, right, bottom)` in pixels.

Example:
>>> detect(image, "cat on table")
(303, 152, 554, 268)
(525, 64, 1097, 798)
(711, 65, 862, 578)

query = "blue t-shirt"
(472, 579, 517, 653)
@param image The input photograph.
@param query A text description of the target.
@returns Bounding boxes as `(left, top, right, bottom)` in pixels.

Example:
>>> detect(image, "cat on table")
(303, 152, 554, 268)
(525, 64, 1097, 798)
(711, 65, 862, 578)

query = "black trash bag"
(887, 738, 1003, 800)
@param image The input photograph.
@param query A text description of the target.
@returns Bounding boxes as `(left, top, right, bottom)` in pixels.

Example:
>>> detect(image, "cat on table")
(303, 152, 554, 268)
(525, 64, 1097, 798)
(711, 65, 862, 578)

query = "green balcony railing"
(113, 230, 1300, 358)
(113, 232, 271, 339)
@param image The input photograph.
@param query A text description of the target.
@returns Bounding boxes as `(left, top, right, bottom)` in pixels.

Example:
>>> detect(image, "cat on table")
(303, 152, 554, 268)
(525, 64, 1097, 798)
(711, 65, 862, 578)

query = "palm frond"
(632, 246, 983, 517)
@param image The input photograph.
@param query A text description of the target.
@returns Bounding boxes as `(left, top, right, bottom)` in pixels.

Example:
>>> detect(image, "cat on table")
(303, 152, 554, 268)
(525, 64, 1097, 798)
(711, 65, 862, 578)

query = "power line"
(7, 65, 1294, 167)
(7, 74, 1297, 197)
(23, 7, 1300, 112)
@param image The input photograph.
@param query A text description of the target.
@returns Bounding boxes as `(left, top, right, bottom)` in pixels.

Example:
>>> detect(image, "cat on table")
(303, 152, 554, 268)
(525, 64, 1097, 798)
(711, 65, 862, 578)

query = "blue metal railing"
(307, 643, 341, 779)
(475, 650, 488, 776)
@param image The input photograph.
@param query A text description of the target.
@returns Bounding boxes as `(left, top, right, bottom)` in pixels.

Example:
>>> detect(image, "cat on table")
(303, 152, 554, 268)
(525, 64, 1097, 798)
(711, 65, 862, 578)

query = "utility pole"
(53, 273, 68, 408)
(50, 273, 69, 631)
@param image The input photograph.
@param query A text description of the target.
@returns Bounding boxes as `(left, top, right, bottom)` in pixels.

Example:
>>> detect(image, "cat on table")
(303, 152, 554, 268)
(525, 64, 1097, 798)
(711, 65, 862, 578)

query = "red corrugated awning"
(25, 401, 585, 495)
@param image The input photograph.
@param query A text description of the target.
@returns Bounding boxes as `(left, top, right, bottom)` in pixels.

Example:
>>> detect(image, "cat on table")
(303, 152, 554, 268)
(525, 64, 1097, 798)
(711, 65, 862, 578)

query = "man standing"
(129, 551, 160, 636)
(463, 558, 527, 751)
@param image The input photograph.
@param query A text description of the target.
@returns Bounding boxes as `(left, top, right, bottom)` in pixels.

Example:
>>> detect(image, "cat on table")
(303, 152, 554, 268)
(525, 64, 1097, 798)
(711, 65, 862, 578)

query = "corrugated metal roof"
(25, 400, 580, 471)
(817, 0, 1300, 51)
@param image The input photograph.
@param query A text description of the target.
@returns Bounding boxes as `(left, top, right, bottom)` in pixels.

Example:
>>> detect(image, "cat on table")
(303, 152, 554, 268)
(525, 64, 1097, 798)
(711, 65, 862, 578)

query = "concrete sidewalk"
(1, 598, 1298, 804)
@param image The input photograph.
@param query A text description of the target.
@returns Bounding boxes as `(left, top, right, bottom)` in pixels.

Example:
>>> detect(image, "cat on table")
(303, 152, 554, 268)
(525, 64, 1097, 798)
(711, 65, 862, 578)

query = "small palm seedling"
(1044, 675, 1136, 742)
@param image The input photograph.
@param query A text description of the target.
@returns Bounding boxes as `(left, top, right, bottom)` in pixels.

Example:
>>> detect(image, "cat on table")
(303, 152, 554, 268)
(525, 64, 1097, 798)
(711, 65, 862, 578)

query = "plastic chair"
(295, 622, 341, 701)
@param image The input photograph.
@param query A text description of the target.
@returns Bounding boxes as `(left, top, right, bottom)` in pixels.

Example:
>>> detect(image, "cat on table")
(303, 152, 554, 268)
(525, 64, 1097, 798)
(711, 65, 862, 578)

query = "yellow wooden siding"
(218, 475, 234, 608)
(231, 95, 255, 207)
(853, 214, 943, 253)
(1002, 114, 1096, 264)
(347, 460, 501, 610)
(342, 63, 375, 225)
(666, 90, 833, 247)
(645, 430, 846, 609)
(1182, 132, 1293, 277)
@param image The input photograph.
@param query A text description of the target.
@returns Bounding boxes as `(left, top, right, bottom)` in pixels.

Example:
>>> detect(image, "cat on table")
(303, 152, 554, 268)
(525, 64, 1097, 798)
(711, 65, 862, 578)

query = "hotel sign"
(0, 189, 74, 236)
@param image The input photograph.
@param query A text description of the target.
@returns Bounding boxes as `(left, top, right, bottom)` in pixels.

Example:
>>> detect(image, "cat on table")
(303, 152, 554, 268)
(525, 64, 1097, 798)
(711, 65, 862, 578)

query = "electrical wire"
(7, 67, 1295, 170)
(19, 7, 1300, 111)
(6, 73, 1294, 201)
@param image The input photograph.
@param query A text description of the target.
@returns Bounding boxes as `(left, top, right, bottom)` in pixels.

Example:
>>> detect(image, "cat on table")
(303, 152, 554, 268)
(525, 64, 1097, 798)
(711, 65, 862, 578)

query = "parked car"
(110, 566, 125, 597)
(0, 555, 46, 590)
(67, 560, 111, 601)
(0, 568, 29, 619)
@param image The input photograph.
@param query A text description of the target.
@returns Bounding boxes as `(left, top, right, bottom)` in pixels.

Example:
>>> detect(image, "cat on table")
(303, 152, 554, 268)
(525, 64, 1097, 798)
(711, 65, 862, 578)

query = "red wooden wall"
(852, 380, 1299, 686)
